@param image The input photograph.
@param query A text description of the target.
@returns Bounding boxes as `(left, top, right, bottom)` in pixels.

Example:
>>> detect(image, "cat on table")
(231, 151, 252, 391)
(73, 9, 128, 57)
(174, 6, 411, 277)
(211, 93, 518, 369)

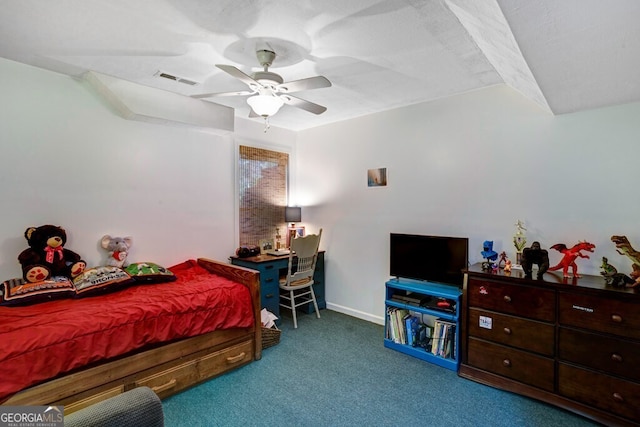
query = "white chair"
(279, 229, 322, 329)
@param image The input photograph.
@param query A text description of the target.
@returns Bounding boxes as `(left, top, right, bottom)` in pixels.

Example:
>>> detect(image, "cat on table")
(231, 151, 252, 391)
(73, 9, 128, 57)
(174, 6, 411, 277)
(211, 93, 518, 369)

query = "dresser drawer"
(559, 327, 640, 382)
(468, 308, 554, 356)
(467, 337, 554, 392)
(135, 340, 253, 398)
(467, 278, 555, 322)
(559, 292, 640, 340)
(558, 362, 640, 423)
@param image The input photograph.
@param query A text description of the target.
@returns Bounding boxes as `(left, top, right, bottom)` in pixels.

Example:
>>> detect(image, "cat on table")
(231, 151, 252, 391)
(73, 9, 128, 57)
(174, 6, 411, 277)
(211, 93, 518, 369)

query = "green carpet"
(162, 310, 599, 427)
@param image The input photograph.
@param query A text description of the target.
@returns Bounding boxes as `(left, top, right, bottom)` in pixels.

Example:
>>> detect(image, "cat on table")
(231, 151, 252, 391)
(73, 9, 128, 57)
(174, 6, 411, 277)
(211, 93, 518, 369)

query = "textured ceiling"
(0, 0, 638, 131)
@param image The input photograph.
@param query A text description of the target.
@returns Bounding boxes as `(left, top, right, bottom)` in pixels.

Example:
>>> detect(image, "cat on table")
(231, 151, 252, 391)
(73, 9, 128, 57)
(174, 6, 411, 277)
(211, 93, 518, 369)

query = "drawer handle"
(611, 314, 623, 323)
(503, 295, 512, 303)
(151, 378, 177, 394)
(612, 392, 625, 403)
(265, 278, 274, 283)
(266, 293, 274, 298)
(503, 327, 512, 335)
(502, 359, 511, 368)
(611, 353, 623, 363)
(226, 352, 246, 365)
(265, 265, 274, 270)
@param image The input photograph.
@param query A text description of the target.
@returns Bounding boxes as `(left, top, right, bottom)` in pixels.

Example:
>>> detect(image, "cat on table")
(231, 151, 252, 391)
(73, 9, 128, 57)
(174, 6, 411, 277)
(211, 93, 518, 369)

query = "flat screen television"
(390, 233, 469, 287)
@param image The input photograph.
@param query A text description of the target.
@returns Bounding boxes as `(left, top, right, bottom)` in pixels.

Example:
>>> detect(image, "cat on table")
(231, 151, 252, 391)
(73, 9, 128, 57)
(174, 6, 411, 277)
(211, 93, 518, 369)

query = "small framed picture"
(287, 226, 305, 247)
(367, 167, 387, 187)
(259, 238, 274, 254)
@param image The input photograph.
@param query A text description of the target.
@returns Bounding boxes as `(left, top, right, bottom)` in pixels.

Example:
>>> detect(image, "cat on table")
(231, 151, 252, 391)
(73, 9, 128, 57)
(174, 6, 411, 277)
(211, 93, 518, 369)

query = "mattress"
(0, 259, 254, 402)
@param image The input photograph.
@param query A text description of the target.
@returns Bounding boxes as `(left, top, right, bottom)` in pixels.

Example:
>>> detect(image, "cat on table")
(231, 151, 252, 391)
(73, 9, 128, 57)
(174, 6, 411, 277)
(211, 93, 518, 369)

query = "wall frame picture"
(367, 167, 387, 187)
(259, 238, 274, 255)
(287, 226, 306, 247)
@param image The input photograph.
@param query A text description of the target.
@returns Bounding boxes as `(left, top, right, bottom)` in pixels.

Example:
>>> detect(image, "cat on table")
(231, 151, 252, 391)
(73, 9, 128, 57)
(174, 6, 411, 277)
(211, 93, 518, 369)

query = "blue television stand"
(384, 278, 462, 371)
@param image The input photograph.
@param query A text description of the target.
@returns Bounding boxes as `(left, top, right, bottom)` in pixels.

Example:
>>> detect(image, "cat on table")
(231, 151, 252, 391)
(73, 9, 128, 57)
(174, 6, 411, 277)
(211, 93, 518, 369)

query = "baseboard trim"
(326, 303, 384, 325)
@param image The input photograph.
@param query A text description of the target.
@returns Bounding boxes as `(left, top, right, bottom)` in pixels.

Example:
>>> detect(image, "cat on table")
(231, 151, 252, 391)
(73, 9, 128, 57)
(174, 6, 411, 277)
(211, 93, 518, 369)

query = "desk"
(230, 251, 325, 320)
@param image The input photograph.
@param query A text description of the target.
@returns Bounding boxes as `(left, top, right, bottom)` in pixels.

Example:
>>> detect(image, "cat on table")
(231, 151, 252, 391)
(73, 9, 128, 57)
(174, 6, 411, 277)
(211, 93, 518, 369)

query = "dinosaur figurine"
(548, 241, 595, 278)
(599, 256, 635, 288)
(610, 235, 640, 288)
(611, 235, 640, 266)
(600, 256, 618, 279)
(600, 256, 618, 283)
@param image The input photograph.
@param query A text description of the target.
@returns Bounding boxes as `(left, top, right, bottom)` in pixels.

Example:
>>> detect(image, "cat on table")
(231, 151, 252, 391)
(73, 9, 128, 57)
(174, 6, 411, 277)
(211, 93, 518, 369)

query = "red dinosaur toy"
(548, 241, 596, 278)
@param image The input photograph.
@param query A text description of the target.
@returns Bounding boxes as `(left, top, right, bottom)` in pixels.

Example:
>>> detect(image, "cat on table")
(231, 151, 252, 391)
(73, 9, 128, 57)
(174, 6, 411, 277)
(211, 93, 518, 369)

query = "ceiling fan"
(192, 49, 331, 128)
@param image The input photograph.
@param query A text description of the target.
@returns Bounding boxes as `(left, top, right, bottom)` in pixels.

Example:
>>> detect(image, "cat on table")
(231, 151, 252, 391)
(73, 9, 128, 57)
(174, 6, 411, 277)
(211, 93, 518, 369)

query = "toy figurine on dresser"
(503, 258, 512, 273)
(481, 240, 498, 271)
(497, 251, 509, 269)
(609, 235, 640, 288)
(599, 256, 635, 288)
(521, 241, 549, 279)
(548, 241, 595, 278)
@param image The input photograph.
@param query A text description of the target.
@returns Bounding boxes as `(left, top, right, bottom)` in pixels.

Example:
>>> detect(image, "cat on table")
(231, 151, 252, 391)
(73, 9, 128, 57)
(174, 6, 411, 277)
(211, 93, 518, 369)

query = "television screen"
(390, 233, 469, 287)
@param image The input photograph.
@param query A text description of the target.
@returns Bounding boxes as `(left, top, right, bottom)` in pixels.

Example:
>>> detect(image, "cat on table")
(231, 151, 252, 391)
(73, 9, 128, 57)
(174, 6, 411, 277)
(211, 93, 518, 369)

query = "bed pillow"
(1, 276, 76, 306)
(124, 262, 177, 284)
(73, 266, 134, 297)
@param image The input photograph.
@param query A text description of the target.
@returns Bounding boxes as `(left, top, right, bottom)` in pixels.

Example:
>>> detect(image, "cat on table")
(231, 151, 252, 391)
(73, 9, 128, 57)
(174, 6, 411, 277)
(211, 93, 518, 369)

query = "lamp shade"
(247, 94, 284, 117)
(285, 206, 302, 223)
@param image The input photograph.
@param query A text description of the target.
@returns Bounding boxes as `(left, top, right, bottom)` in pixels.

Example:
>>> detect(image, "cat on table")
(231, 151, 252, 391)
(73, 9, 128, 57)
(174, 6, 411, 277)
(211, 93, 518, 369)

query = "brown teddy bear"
(18, 225, 86, 282)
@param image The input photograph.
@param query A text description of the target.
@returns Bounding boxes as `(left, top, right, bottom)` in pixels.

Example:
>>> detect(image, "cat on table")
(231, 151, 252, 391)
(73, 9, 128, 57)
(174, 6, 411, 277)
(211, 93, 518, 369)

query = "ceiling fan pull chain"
(263, 116, 270, 133)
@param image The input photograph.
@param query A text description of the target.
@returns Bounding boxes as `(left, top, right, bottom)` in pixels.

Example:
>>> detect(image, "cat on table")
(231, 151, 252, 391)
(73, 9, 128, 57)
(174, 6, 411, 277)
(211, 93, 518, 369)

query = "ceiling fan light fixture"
(247, 94, 284, 117)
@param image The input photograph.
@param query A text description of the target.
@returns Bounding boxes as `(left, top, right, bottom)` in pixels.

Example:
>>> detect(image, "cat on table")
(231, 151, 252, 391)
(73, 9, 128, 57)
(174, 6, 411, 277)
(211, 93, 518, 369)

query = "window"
(238, 145, 289, 247)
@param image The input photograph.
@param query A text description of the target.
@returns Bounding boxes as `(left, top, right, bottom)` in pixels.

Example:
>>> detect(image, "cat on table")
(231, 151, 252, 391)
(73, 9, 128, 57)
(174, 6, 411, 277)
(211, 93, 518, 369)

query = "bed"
(0, 258, 262, 413)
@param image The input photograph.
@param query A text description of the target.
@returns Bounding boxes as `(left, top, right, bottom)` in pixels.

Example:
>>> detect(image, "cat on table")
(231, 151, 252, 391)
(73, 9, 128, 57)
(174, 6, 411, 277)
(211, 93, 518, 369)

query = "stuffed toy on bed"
(100, 235, 132, 268)
(18, 225, 86, 282)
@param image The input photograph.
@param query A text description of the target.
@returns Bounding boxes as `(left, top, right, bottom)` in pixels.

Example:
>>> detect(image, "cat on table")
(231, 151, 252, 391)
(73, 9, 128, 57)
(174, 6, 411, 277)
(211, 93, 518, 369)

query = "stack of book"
(386, 307, 432, 348)
(430, 319, 456, 359)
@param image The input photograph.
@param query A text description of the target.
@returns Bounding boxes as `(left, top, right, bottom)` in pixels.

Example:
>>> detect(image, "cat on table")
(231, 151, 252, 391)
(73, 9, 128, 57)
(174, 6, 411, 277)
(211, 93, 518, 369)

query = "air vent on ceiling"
(154, 71, 198, 86)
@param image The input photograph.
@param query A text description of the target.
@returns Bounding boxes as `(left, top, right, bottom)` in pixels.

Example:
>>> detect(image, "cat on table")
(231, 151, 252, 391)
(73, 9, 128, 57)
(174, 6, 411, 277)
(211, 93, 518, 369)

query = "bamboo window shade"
(239, 145, 289, 246)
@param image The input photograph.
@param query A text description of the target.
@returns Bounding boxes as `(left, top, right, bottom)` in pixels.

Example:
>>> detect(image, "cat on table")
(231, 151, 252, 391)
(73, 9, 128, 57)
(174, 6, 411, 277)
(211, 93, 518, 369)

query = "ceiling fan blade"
(280, 94, 327, 115)
(276, 76, 331, 93)
(216, 64, 260, 87)
(191, 89, 256, 99)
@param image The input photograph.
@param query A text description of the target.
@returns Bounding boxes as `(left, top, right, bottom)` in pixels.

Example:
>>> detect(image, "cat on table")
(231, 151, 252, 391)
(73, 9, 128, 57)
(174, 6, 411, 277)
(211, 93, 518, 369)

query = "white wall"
(296, 85, 640, 324)
(3, 56, 639, 326)
(0, 58, 296, 279)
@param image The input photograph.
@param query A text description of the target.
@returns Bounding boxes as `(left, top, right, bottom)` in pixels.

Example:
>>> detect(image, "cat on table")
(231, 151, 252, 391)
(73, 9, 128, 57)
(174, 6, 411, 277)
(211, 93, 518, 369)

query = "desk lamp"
(285, 206, 302, 228)
(285, 206, 302, 249)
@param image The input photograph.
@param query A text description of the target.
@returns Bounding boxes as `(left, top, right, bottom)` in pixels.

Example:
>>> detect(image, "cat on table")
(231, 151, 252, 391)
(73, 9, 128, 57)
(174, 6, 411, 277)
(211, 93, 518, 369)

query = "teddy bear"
(18, 225, 86, 282)
(101, 235, 133, 268)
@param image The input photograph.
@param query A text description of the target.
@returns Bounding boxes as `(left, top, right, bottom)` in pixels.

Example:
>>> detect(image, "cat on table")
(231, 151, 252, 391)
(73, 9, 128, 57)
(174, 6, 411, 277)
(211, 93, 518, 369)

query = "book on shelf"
(386, 307, 409, 344)
(395, 309, 409, 344)
(430, 320, 442, 355)
(386, 307, 398, 343)
(430, 318, 456, 360)
(405, 315, 420, 347)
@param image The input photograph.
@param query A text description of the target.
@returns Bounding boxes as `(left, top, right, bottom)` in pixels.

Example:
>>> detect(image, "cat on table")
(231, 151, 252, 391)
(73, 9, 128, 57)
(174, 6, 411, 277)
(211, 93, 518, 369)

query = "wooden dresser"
(460, 264, 640, 426)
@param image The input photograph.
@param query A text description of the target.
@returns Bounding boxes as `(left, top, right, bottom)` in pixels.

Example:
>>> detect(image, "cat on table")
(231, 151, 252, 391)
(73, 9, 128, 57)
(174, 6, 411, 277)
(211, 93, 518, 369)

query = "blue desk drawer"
(261, 270, 280, 313)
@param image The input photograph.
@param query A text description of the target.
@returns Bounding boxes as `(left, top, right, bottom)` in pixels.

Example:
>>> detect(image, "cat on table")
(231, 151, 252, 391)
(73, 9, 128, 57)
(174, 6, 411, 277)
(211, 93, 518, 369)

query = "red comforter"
(0, 259, 254, 402)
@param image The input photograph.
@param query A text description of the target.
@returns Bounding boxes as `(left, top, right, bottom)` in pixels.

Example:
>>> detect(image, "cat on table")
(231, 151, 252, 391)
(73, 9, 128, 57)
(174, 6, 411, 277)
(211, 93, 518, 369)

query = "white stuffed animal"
(101, 235, 133, 268)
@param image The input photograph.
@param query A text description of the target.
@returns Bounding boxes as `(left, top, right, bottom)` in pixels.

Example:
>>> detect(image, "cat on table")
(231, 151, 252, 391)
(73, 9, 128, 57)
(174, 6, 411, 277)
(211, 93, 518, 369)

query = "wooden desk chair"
(279, 229, 322, 329)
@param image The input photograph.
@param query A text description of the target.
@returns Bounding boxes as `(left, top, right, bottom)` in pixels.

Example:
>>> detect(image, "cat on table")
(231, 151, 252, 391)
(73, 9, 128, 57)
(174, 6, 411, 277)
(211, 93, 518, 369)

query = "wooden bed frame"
(3, 258, 262, 413)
